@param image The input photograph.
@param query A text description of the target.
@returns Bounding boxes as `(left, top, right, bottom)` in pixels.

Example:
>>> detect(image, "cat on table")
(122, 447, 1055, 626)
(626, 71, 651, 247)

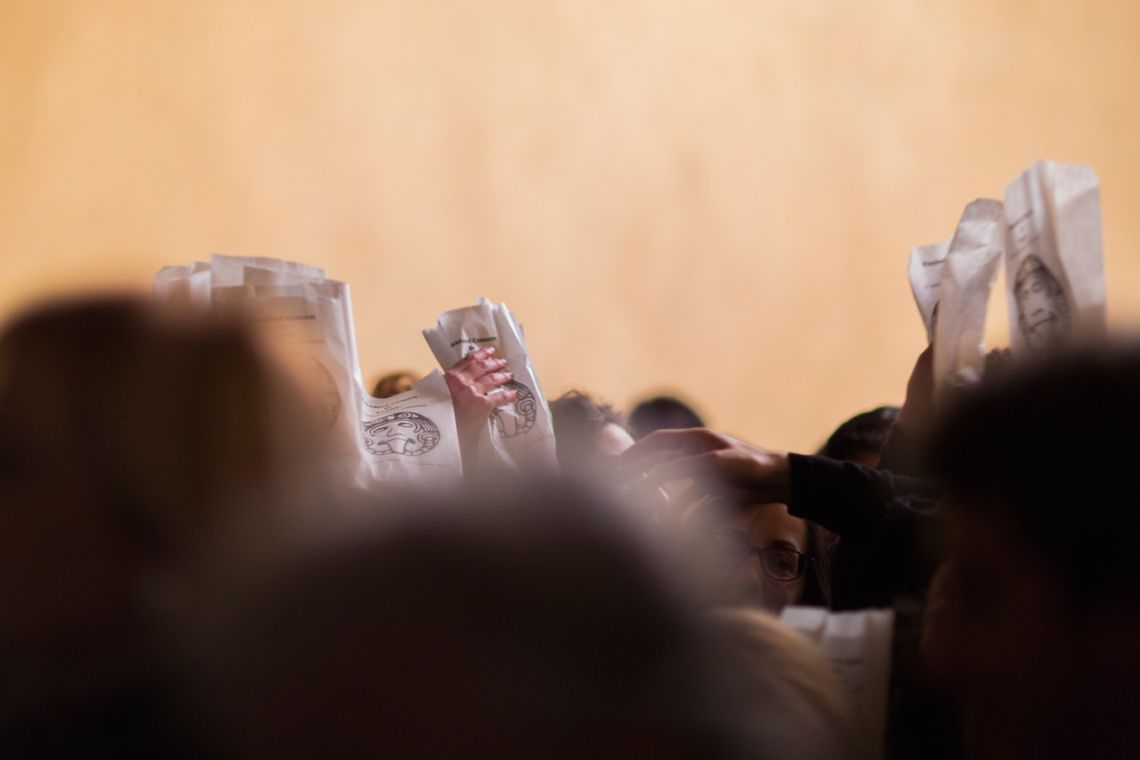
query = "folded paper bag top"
(934, 198, 1005, 394)
(1003, 160, 1105, 356)
(423, 298, 557, 471)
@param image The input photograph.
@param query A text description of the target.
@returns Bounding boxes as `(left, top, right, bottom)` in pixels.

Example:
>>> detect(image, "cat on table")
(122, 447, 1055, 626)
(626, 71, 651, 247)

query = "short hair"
(628, 395, 705, 440)
(370, 370, 417, 399)
(550, 390, 627, 470)
(930, 343, 1140, 611)
(818, 406, 900, 462)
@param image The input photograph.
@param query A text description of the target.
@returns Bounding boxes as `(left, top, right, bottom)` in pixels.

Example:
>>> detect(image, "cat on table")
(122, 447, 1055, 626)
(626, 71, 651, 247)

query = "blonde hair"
(706, 607, 864, 760)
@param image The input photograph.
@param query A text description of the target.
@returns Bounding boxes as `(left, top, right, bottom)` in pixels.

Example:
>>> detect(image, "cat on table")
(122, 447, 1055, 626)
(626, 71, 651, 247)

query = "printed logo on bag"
(490, 380, 537, 438)
(363, 411, 441, 456)
(1014, 255, 1071, 352)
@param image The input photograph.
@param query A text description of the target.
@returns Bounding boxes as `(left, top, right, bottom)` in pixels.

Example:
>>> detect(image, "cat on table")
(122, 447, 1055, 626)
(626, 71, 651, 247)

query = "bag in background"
(1004, 160, 1105, 355)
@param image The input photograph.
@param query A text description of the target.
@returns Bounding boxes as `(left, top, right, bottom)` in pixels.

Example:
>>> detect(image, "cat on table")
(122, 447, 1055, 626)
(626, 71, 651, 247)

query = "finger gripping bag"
(423, 298, 557, 471)
(1003, 160, 1106, 356)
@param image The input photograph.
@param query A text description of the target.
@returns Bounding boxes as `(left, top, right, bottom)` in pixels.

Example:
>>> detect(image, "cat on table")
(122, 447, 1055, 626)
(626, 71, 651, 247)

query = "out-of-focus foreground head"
(193, 478, 852, 760)
(550, 389, 634, 473)
(0, 297, 318, 557)
(0, 296, 320, 752)
(929, 342, 1140, 760)
(817, 406, 899, 468)
(628, 395, 706, 441)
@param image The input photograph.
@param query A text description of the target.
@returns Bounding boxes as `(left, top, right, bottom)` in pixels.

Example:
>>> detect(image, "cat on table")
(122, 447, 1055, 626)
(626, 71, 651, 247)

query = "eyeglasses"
(707, 530, 815, 583)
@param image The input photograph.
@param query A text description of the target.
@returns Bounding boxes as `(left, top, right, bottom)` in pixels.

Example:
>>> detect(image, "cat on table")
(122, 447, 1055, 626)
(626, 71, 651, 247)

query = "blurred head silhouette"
(198, 478, 856, 759)
(929, 343, 1140, 760)
(0, 296, 318, 746)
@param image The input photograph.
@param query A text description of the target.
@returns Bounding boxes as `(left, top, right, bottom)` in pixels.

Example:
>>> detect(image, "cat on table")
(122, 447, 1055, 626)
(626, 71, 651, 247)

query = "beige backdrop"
(3, 0, 1138, 452)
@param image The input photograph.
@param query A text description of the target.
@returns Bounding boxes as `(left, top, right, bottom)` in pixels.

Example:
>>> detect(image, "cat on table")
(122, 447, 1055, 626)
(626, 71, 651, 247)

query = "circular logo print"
(363, 411, 441, 457)
(490, 380, 537, 439)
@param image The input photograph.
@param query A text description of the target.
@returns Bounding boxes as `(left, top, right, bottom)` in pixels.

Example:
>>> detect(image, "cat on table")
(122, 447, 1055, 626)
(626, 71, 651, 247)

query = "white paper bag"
(1003, 160, 1106, 355)
(908, 239, 951, 341)
(934, 199, 1005, 393)
(423, 298, 557, 471)
(156, 255, 463, 490)
(780, 607, 895, 758)
(359, 370, 462, 485)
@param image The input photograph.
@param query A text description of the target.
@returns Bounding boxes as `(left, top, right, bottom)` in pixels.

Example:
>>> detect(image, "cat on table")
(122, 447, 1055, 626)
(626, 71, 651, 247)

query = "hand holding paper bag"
(424, 299, 557, 472)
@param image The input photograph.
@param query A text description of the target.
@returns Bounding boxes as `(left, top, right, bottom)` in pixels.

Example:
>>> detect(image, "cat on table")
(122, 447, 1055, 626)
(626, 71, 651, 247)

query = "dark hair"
(550, 390, 628, 471)
(628, 395, 705, 440)
(817, 406, 899, 463)
(931, 343, 1140, 611)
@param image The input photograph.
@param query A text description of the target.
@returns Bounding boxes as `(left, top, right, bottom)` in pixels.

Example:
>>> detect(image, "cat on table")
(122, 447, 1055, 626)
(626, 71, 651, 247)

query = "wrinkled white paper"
(780, 607, 894, 757)
(934, 199, 1005, 393)
(908, 239, 951, 342)
(423, 298, 557, 471)
(1004, 160, 1106, 355)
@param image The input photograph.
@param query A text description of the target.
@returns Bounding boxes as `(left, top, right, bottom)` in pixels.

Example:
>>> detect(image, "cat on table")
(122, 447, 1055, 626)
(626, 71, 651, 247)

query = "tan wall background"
(3, 0, 1138, 452)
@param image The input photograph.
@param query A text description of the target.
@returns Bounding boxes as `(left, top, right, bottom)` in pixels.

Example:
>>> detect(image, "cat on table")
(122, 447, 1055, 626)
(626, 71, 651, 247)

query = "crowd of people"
(0, 291, 1138, 760)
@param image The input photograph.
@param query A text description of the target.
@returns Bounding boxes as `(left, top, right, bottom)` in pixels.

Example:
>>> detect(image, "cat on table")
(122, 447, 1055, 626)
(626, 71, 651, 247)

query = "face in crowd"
(706, 502, 816, 613)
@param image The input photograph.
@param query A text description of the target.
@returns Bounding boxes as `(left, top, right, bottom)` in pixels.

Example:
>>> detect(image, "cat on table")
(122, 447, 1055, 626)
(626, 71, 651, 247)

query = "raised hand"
(444, 347, 518, 457)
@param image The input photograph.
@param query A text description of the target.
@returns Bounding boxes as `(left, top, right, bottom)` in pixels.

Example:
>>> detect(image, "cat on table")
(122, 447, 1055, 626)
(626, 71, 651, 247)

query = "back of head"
(0, 296, 320, 754)
(931, 343, 1140, 612)
(628, 395, 705, 440)
(0, 296, 316, 558)
(200, 478, 741, 759)
(929, 343, 1140, 759)
(817, 406, 899, 466)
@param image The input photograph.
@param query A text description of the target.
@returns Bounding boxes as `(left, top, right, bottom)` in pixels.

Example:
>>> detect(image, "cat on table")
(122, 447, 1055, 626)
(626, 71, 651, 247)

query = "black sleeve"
(786, 453, 940, 538)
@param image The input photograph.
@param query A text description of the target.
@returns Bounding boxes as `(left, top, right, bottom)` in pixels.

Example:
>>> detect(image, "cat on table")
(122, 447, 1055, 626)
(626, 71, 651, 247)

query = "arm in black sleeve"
(787, 453, 944, 610)
(786, 453, 939, 537)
